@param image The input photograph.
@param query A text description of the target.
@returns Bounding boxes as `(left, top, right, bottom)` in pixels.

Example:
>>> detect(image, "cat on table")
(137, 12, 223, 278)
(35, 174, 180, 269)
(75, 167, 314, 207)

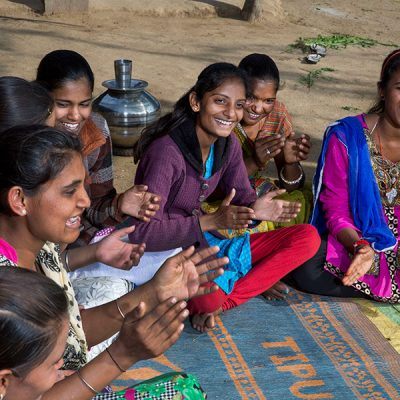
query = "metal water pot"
(92, 59, 161, 156)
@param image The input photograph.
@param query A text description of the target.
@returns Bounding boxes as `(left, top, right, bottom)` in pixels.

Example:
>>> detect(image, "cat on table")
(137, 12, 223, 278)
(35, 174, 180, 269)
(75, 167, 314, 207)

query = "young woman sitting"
(0, 124, 228, 398)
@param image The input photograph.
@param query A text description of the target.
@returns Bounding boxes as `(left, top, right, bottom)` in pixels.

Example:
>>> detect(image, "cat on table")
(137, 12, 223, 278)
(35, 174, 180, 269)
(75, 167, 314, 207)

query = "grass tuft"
(299, 67, 335, 89)
(288, 34, 397, 52)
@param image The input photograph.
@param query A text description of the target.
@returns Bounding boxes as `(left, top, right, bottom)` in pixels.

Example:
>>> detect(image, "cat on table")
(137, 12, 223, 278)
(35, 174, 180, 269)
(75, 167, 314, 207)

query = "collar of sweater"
(169, 118, 231, 175)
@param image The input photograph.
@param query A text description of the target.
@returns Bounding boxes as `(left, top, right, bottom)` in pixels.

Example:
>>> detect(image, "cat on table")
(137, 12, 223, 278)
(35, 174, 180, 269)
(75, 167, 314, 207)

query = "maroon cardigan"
(128, 120, 257, 251)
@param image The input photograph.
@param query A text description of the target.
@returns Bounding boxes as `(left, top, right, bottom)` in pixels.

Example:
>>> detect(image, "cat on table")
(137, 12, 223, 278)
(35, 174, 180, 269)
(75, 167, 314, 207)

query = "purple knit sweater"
(128, 121, 257, 251)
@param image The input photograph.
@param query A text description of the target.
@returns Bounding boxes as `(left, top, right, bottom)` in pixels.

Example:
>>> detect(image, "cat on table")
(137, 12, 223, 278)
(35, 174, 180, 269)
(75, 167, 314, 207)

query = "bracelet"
(368, 252, 380, 276)
(64, 250, 71, 273)
(76, 370, 99, 395)
(115, 298, 126, 320)
(106, 347, 127, 373)
(353, 239, 370, 254)
(352, 239, 380, 276)
(279, 164, 304, 185)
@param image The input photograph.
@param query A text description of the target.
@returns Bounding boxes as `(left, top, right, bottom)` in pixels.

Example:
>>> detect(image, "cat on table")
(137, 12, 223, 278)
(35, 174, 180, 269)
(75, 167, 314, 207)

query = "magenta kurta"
(321, 114, 400, 300)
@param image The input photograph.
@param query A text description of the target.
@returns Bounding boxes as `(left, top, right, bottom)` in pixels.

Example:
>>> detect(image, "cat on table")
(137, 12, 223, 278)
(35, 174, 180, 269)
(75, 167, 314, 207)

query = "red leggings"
(188, 224, 320, 314)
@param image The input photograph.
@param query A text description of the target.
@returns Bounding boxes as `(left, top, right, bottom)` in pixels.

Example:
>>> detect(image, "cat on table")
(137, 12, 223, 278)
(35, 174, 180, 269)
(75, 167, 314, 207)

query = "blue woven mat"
(112, 290, 400, 399)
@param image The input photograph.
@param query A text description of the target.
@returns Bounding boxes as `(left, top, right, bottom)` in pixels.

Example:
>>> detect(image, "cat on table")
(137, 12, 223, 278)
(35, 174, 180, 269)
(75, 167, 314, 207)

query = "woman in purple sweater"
(131, 62, 320, 331)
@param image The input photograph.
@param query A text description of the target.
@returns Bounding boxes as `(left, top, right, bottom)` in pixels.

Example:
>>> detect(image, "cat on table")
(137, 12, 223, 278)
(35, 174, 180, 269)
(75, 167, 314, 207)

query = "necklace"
(369, 116, 400, 204)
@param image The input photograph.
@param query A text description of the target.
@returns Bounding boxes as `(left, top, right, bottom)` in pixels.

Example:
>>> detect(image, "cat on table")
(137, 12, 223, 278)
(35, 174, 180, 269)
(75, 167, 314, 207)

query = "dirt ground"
(0, 0, 399, 191)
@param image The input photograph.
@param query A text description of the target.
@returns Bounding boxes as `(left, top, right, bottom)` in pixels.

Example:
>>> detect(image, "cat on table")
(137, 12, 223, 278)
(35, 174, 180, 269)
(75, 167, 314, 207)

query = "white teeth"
(62, 122, 79, 130)
(66, 216, 80, 226)
(215, 118, 233, 126)
(249, 113, 260, 119)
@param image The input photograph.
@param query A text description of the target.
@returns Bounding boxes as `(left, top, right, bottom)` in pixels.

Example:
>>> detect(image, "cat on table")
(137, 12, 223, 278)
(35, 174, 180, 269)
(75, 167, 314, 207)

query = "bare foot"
(191, 313, 215, 333)
(262, 281, 290, 301)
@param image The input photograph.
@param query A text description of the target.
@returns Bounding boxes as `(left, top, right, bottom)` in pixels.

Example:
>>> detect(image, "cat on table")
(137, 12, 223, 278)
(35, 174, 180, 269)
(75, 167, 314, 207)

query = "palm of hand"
(97, 236, 131, 267)
(154, 258, 199, 302)
(349, 252, 373, 275)
(343, 248, 374, 285)
(253, 196, 281, 221)
(123, 189, 151, 217)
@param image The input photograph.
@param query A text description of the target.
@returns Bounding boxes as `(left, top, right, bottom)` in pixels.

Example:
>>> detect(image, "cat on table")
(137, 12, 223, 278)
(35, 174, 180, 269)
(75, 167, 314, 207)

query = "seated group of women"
(0, 47, 399, 400)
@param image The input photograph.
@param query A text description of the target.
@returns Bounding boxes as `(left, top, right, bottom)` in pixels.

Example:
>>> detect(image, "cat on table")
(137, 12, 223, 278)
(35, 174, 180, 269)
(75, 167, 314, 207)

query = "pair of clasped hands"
(252, 130, 311, 167)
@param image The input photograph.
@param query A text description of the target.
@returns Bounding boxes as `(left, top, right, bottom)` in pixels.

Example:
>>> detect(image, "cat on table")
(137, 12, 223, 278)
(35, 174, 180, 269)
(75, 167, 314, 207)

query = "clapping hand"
(111, 298, 189, 368)
(210, 189, 256, 230)
(283, 133, 311, 164)
(254, 133, 285, 167)
(95, 225, 145, 269)
(342, 245, 375, 286)
(252, 189, 301, 222)
(119, 184, 161, 221)
(153, 245, 228, 303)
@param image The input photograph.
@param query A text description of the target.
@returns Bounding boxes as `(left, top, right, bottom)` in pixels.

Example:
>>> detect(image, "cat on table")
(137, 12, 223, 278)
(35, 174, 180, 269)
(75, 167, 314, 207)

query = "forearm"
(243, 153, 260, 177)
(199, 214, 216, 231)
(80, 282, 155, 347)
(336, 227, 362, 254)
(85, 190, 122, 228)
(63, 245, 98, 272)
(42, 340, 137, 400)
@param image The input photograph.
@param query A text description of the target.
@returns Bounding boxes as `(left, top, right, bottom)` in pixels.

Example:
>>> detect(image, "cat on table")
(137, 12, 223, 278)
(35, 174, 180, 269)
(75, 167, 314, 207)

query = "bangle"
(279, 164, 304, 185)
(115, 298, 126, 320)
(76, 370, 99, 395)
(368, 252, 380, 276)
(353, 239, 370, 254)
(106, 347, 127, 373)
(64, 250, 71, 272)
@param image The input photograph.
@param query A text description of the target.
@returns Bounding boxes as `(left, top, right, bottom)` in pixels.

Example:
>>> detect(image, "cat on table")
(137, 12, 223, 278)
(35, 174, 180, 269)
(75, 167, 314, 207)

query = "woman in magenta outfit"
(292, 49, 400, 303)
(132, 62, 321, 332)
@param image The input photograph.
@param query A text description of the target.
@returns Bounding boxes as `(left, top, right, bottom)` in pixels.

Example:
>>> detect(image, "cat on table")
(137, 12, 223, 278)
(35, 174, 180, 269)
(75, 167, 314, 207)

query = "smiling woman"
(0, 124, 224, 399)
(36, 50, 161, 247)
(292, 49, 400, 303)
(131, 62, 320, 332)
(0, 267, 69, 400)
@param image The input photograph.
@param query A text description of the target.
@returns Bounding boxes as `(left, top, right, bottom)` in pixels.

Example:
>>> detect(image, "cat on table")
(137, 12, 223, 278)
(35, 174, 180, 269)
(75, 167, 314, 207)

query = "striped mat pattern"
(112, 291, 400, 399)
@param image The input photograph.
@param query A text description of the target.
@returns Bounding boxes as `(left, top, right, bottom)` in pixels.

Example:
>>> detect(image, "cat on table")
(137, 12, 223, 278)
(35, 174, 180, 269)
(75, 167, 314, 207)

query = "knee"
(297, 224, 321, 258)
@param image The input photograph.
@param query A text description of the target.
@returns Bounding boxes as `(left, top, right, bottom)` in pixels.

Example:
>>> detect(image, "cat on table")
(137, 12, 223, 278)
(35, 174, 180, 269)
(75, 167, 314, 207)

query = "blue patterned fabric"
(114, 293, 400, 399)
(203, 144, 252, 294)
(311, 116, 396, 252)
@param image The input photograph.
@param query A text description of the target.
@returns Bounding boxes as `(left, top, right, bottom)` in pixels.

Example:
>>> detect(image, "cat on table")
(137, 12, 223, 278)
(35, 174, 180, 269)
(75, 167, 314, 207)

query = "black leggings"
(287, 236, 367, 298)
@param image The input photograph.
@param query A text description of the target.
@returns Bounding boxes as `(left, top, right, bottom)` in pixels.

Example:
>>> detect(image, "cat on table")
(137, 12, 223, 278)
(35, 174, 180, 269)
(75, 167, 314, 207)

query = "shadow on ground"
(8, 0, 43, 13)
(193, 0, 243, 20)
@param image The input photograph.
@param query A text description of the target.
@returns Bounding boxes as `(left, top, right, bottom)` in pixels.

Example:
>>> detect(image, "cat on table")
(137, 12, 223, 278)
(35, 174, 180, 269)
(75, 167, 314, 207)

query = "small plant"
(289, 34, 396, 52)
(299, 68, 335, 89)
(341, 105, 360, 112)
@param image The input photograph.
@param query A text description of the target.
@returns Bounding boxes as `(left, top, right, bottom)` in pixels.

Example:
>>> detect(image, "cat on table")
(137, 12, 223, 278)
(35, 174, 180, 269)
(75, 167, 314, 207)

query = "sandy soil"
(0, 0, 399, 191)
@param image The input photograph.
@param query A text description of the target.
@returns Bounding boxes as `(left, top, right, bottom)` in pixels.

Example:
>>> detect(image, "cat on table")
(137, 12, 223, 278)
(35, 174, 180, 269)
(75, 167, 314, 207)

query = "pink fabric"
(0, 238, 17, 264)
(321, 115, 400, 298)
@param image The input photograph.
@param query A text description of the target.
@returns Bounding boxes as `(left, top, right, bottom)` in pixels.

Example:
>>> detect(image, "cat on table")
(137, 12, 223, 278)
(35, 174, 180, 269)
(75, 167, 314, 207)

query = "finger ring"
(266, 148, 271, 155)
